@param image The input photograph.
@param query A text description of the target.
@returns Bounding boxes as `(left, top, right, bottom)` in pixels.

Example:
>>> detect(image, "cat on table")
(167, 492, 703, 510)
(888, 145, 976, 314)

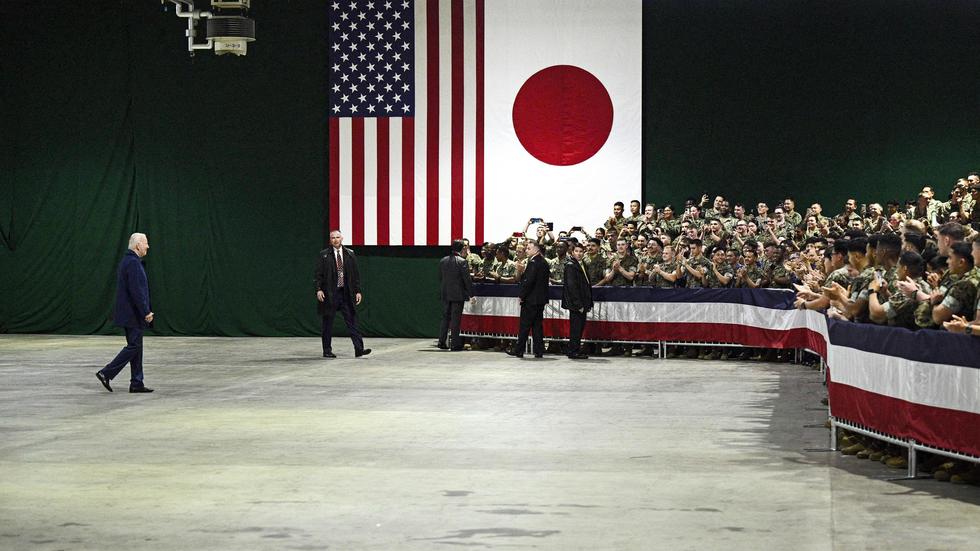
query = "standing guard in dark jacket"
(562, 242, 594, 359)
(509, 240, 550, 358)
(315, 230, 371, 358)
(438, 239, 474, 351)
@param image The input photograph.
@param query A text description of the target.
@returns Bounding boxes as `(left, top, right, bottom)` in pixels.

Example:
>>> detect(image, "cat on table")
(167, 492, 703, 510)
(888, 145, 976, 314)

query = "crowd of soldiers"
(456, 174, 980, 484)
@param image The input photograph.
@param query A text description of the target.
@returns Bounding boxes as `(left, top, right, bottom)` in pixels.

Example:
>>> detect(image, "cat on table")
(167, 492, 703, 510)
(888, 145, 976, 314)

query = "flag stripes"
(329, 0, 483, 246)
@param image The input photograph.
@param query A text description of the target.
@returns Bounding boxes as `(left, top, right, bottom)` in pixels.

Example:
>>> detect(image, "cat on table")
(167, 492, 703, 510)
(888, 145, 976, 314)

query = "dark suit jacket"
(439, 253, 473, 302)
(519, 254, 550, 306)
(315, 246, 362, 314)
(561, 258, 594, 312)
(113, 249, 151, 328)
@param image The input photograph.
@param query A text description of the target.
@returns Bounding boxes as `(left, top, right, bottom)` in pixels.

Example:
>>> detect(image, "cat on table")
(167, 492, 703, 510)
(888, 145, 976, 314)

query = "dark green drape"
(2, 0, 979, 337)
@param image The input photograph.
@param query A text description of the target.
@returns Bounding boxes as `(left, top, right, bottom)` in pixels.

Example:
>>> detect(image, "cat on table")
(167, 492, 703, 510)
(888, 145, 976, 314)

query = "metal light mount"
(164, 0, 256, 56)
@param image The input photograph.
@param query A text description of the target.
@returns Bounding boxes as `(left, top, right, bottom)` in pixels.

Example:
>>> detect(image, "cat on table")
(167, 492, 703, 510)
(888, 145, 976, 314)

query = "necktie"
(336, 250, 345, 288)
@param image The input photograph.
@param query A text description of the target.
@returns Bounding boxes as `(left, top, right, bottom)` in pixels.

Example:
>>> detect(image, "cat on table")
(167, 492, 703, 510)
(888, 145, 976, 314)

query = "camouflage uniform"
(491, 259, 517, 283)
(739, 260, 766, 288)
(583, 253, 607, 286)
(763, 259, 794, 289)
(883, 277, 930, 330)
(825, 266, 852, 289)
(704, 261, 734, 288)
(849, 266, 876, 311)
(465, 252, 483, 274)
(603, 215, 626, 235)
(648, 260, 679, 288)
(657, 218, 681, 238)
(940, 270, 979, 321)
(784, 210, 803, 229)
(548, 255, 566, 283)
(607, 254, 639, 287)
(480, 256, 497, 279)
(863, 217, 887, 234)
(683, 255, 713, 289)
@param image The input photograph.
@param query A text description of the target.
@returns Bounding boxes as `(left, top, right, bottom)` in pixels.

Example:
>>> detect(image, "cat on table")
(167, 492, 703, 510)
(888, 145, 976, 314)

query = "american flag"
(329, 0, 485, 246)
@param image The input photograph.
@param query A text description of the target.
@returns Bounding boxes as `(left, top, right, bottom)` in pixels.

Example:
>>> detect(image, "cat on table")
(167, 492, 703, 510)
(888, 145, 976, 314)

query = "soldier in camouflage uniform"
(762, 242, 793, 289)
(876, 251, 930, 330)
(461, 239, 484, 275)
(646, 244, 681, 288)
(657, 205, 682, 238)
(488, 246, 518, 284)
(702, 218, 729, 250)
(782, 198, 803, 229)
(635, 204, 658, 239)
(864, 233, 902, 325)
(476, 242, 497, 281)
(927, 242, 978, 327)
(704, 246, 735, 288)
(681, 239, 712, 289)
(583, 238, 608, 286)
(625, 200, 643, 227)
(600, 238, 639, 287)
(548, 241, 569, 284)
(736, 245, 765, 288)
(603, 201, 627, 235)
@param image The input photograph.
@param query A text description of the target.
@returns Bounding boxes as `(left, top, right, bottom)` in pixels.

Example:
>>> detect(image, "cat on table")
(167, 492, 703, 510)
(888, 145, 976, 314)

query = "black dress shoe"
(355, 348, 372, 357)
(96, 371, 112, 392)
(450, 347, 464, 352)
(568, 353, 589, 360)
(534, 353, 544, 358)
(129, 386, 154, 393)
(506, 349, 524, 358)
(436, 343, 449, 350)
(323, 352, 337, 358)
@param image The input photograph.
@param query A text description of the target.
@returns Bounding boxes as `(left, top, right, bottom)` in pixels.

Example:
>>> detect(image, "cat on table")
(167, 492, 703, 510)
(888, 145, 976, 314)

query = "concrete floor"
(1, 335, 979, 550)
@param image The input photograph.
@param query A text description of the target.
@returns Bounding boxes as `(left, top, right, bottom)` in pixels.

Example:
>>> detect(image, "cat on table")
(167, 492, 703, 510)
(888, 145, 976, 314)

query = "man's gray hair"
(128, 233, 147, 249)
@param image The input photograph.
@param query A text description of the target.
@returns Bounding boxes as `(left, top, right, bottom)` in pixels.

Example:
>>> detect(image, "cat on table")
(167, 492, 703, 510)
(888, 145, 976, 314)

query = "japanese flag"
(483, 0, 642, 241)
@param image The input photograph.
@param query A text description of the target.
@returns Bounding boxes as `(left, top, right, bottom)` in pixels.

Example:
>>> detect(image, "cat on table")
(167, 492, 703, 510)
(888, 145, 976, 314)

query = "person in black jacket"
(96, 232, 155, 393)
(509, 240, 550, 358)
(315, 230, 370, 358)
(438, 239, 474, 351)
(562, 242, 594, 359)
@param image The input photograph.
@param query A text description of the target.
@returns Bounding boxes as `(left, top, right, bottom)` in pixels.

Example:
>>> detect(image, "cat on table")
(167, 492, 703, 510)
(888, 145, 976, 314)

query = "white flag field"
(328, 0, 642, 245)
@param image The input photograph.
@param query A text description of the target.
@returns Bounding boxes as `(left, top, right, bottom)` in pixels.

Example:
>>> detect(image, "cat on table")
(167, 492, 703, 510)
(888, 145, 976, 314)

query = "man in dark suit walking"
(438, 239, 475, 351)
(562, 241, 594, 359)
(96, 232, 155, 393)
(509, 240, 550, 358)
(315, 230, 371, 358)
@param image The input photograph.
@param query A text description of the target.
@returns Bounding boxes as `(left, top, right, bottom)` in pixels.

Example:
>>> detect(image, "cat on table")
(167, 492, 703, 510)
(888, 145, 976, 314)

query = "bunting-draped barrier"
(461, 284, 980, 458)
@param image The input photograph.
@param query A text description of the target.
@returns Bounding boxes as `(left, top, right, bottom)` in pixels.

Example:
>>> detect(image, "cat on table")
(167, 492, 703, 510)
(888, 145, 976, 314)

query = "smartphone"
(529, 218, 543, 224)
(546, 222, 554, 231)
(512, 232, 524, 238)
(570, 226, 583, 232)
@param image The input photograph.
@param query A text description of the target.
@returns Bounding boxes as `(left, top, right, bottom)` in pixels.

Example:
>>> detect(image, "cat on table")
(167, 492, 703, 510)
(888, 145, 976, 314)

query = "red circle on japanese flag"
(512, 65, 614, 166)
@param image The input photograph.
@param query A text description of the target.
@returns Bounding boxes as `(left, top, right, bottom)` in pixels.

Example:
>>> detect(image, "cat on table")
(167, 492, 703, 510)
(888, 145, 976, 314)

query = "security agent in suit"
(562, 241, 594, 359)
(96, 232, 155, 393)
(509, 240, 550, 358)
(315, 230, 371, 358)
(438, 239, 475, 350)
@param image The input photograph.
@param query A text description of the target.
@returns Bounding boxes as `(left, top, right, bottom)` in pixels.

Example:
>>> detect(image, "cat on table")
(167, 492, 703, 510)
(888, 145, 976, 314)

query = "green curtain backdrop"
(2, 0, 979, 337)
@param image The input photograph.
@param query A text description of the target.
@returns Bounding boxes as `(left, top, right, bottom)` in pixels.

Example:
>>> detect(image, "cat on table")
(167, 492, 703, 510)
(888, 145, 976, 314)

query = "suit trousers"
(102, 326, 145, 387)
(322, 287, 365, 354)
(515, 303, 545, 355)
(567, 309, 587, 356)
(439, 300, 465, 350)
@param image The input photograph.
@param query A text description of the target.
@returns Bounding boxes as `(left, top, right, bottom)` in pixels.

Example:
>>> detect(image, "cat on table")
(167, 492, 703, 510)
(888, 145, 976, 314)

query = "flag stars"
(401, 0, 409, 9)
(401, 41, 410, 51)
(402, 83, 410, 92)
(331, 1, 340, 9)
(401, 62, 410, 72)
(340, 73, 350, 82)
(384, 104, 393, 113)
(340, 93, 350, 103)
(358, 94, 367, 103)
(340, 12, 349, 21)
(402, 21, 410, 30)
(358, 52, 367, 61)
(340, 32, 349, 41)
(367, 104, 376, 113)
(358, 73, 367, 82)
(341, 53, 350, 62)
